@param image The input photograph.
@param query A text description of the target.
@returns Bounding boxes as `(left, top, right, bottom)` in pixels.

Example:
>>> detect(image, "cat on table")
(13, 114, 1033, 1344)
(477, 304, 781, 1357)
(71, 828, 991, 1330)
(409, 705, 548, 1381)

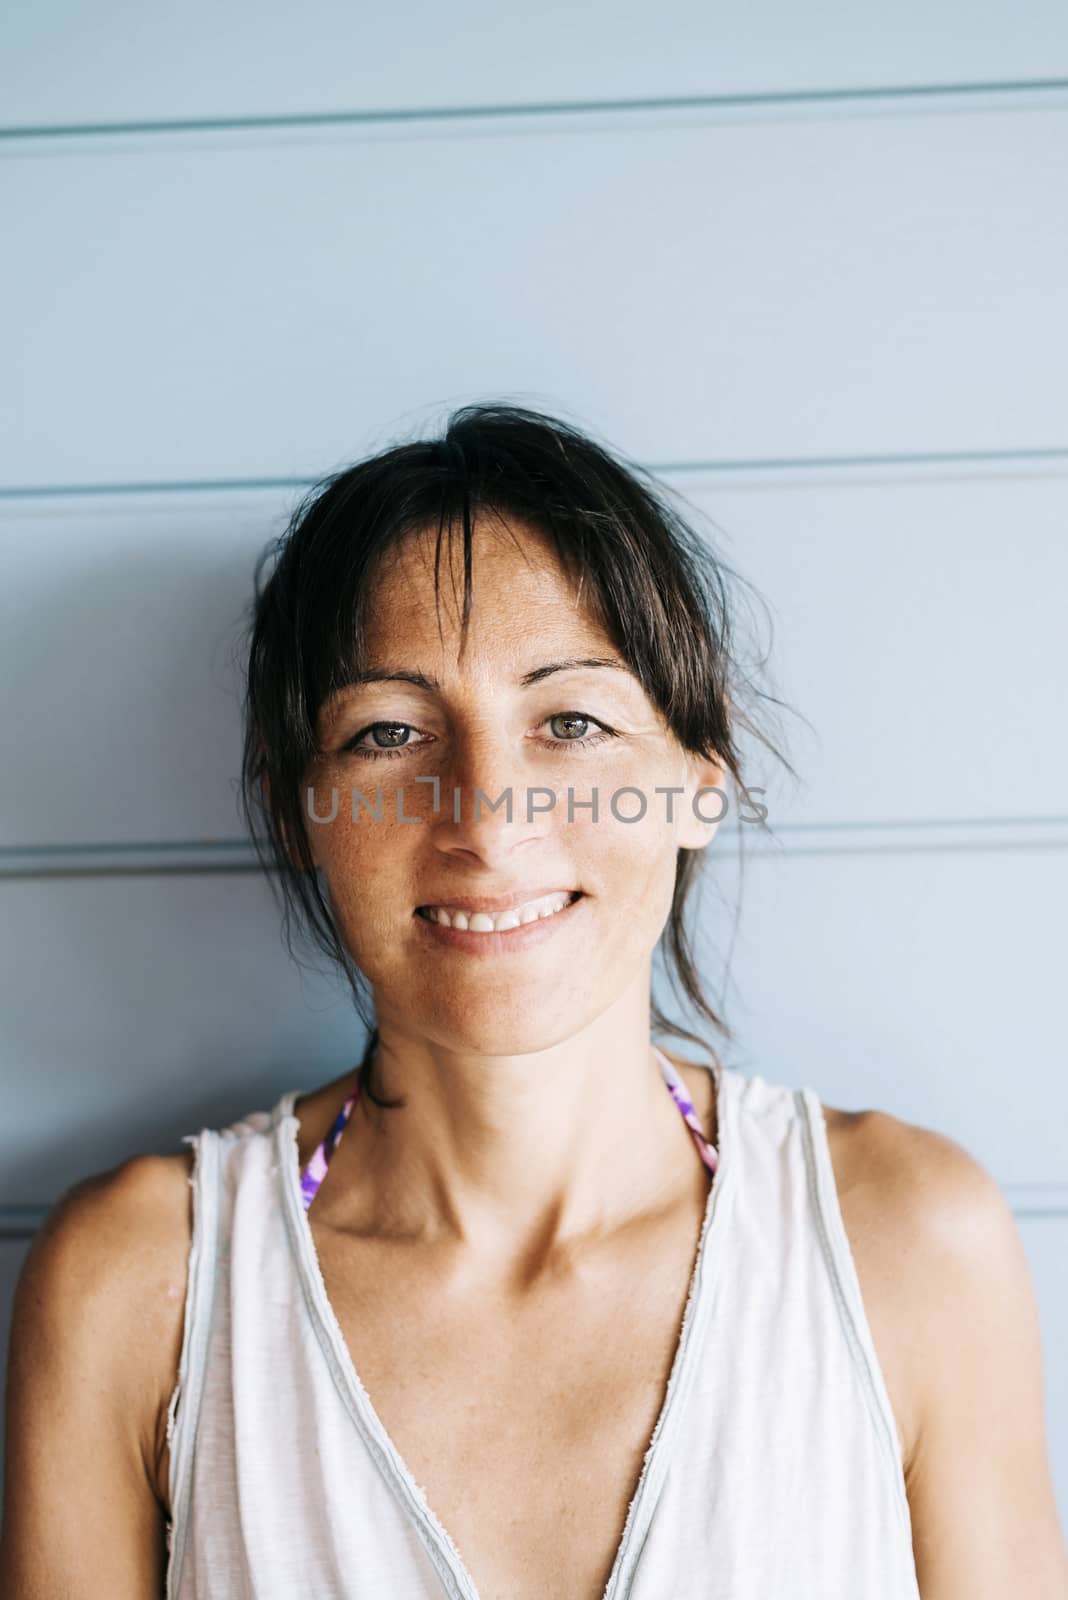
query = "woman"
(3, 404, 1065, 1598)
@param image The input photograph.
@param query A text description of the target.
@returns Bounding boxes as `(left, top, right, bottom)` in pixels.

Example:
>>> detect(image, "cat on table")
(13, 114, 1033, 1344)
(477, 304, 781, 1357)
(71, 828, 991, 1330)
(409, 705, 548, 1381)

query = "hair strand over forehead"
(238, 401, 799, 1105)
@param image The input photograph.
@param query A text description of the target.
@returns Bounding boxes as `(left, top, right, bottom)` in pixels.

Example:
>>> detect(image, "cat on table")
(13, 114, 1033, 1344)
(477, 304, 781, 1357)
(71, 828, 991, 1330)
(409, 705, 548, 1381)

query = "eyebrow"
(342, 657, 631, 692)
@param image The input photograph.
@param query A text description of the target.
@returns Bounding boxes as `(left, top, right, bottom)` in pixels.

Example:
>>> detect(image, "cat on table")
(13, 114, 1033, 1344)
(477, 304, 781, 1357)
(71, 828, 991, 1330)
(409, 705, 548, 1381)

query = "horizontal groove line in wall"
(2, 817, 1067, 879)
(5, 1183, 1067, 1236)
(0, 840, 261, 857)
(739, 817, 1068, 854)
(749, 838, 1068, 858)
(3, 75, 1068, 144)
(770, 816, 1068, 831)
(0, 1207, 49, 1239)
(2, 448, 1068, 504)
(0, 862, 270, 881)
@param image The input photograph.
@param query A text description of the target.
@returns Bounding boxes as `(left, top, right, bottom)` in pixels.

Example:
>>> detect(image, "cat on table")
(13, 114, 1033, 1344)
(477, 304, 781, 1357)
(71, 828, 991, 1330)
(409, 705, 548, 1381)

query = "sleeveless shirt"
(163, 1054, 922, 1599)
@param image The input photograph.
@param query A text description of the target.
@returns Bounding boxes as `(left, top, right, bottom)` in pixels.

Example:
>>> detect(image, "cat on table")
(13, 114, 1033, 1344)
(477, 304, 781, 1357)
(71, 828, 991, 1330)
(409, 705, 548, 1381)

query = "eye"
(341, 722, 430, 761)
(539, 713, 618, 753)
(340, 712, 619, 762)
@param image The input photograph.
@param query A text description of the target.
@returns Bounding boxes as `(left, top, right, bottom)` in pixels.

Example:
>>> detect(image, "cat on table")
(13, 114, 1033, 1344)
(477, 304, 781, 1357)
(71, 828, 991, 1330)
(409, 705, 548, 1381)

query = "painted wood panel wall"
(2, 1, 1066, 1538)
(3, 99, 1068, 490)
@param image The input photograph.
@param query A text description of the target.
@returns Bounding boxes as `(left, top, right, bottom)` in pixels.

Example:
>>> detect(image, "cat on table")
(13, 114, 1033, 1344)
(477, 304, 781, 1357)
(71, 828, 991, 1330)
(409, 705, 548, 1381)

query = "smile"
(416, 889, 582, 933)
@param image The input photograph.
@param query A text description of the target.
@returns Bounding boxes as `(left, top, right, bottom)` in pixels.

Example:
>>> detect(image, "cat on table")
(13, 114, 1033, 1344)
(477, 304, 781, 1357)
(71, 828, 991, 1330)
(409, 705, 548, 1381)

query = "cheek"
(571, 798, 681, 924)
(311, 815, 415, 946)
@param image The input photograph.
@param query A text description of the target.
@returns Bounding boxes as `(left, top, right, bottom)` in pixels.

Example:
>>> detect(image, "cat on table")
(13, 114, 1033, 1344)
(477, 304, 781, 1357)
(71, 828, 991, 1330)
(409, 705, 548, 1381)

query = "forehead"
(362, 516, 606, 653)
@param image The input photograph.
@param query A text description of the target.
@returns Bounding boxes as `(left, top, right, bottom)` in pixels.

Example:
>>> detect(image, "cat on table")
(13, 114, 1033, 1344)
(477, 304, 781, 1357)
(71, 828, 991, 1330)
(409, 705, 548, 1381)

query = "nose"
(432, 728, 552, 861)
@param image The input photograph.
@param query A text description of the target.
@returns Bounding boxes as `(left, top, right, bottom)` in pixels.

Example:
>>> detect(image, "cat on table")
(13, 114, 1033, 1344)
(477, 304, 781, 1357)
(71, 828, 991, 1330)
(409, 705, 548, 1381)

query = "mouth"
(414, 889, 586, 951)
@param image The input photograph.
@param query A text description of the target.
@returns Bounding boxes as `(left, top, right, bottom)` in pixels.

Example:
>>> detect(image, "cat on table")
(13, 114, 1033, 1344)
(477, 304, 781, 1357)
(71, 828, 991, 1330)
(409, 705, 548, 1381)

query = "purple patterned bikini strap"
(298, 1073, 362, 1213)
(299, 1044, 718, 1212)
(653, 1046, 719, 1177)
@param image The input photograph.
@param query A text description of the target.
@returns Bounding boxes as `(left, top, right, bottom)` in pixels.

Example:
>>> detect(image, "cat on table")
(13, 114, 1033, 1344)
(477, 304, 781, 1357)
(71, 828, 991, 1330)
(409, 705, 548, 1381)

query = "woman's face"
(304, 517, 723, 1054)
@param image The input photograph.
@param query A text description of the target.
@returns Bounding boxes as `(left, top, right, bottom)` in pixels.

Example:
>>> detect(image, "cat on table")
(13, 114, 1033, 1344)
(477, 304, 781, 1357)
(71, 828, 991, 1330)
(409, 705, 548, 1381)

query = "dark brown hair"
(238, 402, 796, 1104)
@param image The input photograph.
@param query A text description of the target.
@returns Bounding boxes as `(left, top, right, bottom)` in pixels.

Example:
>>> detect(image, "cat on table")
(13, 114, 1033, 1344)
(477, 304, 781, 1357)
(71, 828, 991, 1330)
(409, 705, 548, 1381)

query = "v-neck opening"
(276, 1055, 736, 1600)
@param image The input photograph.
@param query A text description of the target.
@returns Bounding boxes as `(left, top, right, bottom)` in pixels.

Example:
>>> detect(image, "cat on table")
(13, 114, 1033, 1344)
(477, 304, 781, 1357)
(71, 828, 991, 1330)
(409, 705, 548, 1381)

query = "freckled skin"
(8, 528, 1065, 1600)
(304, 516, 724, 1060)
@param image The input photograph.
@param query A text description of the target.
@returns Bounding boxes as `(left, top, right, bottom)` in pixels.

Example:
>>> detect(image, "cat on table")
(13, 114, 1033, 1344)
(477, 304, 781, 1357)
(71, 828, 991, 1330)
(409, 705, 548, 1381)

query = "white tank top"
(163, 1058, 922, 1598)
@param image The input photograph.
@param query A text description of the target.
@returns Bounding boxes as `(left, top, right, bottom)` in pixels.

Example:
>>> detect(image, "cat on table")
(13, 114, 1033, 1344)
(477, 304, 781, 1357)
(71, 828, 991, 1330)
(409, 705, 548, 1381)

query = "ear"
(675, 751, 729, 851)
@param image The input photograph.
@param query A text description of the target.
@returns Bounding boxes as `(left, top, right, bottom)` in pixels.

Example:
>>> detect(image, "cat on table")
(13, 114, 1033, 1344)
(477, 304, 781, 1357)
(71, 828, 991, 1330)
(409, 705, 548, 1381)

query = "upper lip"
(416, 887, 582, 914)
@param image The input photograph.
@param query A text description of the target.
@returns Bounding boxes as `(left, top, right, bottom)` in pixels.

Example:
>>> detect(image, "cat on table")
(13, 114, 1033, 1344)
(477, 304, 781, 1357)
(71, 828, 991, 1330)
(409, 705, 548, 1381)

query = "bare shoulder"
(821, 1100, 1068, 1593)
(1, 1147, 197, 1593)
(10, 1147, 195, 1510)
(821, 1097, 1015, 1258)
(32, 1145, 197, 1306)
(821, 1102, 1011, 1448)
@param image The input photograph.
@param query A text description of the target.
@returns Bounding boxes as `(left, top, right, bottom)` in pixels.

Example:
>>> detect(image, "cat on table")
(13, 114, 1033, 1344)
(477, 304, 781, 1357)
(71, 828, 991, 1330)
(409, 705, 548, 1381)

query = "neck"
(331, 993, 711, 1267)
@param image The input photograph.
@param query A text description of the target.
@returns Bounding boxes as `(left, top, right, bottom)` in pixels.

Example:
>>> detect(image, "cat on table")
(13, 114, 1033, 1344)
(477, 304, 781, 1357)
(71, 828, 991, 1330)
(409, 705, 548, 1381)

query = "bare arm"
(0, 1158, 187, 1598)
(888, 1122, 1068, 1597)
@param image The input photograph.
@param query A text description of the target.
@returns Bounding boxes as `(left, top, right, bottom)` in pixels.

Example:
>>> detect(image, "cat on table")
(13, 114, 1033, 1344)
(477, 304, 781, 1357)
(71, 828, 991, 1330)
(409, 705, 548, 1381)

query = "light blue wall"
(2, 0, 1066, 1537)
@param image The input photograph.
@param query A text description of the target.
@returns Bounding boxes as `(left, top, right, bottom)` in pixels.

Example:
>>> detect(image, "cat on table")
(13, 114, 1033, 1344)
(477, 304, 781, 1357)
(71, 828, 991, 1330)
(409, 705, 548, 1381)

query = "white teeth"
(423, 891, 576, 933)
